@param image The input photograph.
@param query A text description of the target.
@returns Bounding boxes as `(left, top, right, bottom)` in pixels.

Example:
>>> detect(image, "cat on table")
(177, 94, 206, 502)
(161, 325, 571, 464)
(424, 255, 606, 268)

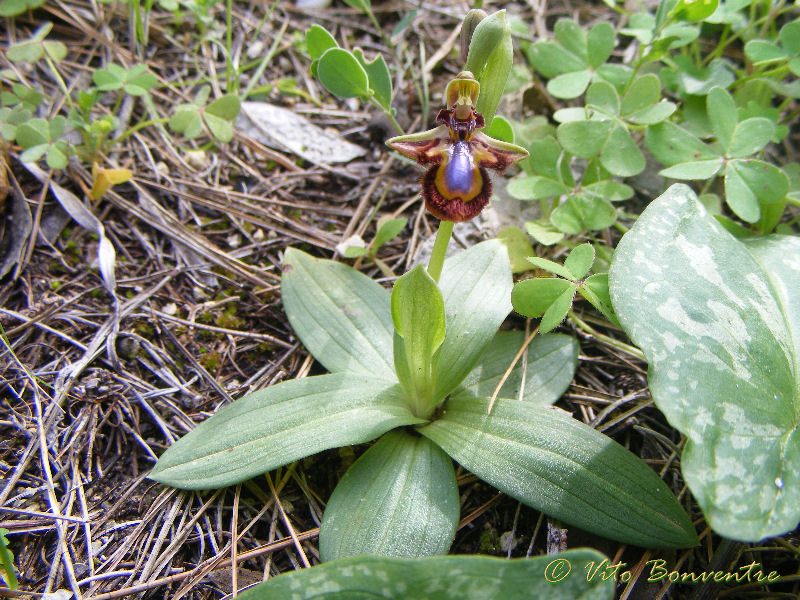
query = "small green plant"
(168, 85, 241, 143)
(0, 528, 18, 590)
(150, 16, 697, 573)
(511, 243, 617, 334)
(506, 0, 798, 239)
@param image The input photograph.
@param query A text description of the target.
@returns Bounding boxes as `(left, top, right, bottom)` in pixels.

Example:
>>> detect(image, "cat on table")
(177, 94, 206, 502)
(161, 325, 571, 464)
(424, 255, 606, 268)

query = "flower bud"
(464, 9, 507, 78)
(460, 9, 488, 64)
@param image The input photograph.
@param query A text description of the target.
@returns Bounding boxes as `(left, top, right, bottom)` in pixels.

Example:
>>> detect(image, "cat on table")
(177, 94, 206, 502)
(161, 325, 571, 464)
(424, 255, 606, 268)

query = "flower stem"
(427, 220, 454, 282)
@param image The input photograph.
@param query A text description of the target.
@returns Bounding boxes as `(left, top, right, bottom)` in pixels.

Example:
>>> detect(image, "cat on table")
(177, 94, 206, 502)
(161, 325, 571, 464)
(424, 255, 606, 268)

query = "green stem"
(371, 97, 404, 134)
(427, 220, 454, 283)
(569, 311, 645, 360)
(108, 117, 169, 145)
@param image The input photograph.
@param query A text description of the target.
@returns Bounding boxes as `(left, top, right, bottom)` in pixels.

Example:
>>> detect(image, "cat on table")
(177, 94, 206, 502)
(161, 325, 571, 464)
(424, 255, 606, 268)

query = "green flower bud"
(460, 9, 488, 64)
(464, 9, 507, 79)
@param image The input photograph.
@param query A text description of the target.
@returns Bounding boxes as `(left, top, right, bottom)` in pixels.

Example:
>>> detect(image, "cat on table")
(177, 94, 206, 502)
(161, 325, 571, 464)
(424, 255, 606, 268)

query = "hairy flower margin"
(387, 71, 529, 222)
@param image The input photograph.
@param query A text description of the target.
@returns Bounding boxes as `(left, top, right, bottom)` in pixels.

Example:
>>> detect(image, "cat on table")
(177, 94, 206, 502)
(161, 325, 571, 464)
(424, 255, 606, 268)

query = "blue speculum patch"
(444, 142, 475, 194)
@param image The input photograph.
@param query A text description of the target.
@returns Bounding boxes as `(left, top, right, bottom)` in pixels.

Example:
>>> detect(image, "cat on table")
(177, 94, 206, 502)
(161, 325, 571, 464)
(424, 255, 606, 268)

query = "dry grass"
(1, 1, 798, 599)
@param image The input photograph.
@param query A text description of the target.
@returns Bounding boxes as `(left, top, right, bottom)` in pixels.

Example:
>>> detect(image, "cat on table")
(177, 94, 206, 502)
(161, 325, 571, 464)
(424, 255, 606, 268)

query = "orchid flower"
(387, 71, 529, 222)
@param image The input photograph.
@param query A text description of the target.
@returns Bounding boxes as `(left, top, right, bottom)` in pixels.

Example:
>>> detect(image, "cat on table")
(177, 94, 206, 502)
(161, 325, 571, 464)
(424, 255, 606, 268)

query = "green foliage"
(236, 550, 615, 600)
(509, 0, 797, 238)
(512, 244, 617, 333)
(6, 23, 66, 63)
(92, 63, 158, 96)
(0, 529, 17, 590)
(305, 25, 394, 117)
(152, 241, 696, 555)
(16, 116, 70, 169)
(0, 0, 44, 16)
(610, 184, 800, 541)
(169, 86, 241, 143)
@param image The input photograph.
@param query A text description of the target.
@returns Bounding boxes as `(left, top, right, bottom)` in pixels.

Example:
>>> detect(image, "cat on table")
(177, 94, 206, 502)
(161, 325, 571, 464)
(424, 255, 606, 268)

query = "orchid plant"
(149, 9, 696, 570)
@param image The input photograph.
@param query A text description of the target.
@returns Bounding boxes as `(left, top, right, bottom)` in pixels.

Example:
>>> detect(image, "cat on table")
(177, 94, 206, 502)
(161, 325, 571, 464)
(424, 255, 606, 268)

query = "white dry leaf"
(22, 163, 117, 298)
(335, 234, 366, 256)
(41, 591, 73, 600)
(236, 101, 366, 165)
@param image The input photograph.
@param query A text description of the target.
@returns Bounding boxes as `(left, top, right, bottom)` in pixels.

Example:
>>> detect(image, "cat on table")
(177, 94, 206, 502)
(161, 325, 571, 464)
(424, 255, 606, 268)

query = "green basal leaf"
(46, 143, 68, 169)
(512, 277, 574, 318)
(461, 331, 579, 404)
(15, 119, 48, 148)
(583, 180, 634, 202)
(373, 217, 407, 250)
(564, 243, 594, 279)
(282, 248, 395, 380)
(306, 24, 338, 61)
(625, 101, 676, 125)
(433, 241, 513, 399)
(317, 48, 370, 99)
(610, 184, 800, 541)
(149, 373, 422, 489)
(526, 40, 584, 78)
(780, 20, 800, 55)
(237, 549, 615, 600)
(419, 392, 698, 548)
(320, 430, 458, 561)
(391, 265, 446, 414)
(353, 48, 392, 111)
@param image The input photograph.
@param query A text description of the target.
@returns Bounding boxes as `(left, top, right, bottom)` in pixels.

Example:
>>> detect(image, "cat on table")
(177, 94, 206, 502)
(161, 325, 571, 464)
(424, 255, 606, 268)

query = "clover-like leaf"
(0, 0, 44, 16)
(149, 374, 422, 489)
(526, 19, 616, 99)
(551, 193, 617, 233)
(320, 430, 459, 561)
(236, 550, 615, 600)
(6, 23, 66, 63)
(419, 392, 698, 548)
(610, 184, 800, 541)
(353, 48, 392, 111)
(317, 48, 370, 99)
